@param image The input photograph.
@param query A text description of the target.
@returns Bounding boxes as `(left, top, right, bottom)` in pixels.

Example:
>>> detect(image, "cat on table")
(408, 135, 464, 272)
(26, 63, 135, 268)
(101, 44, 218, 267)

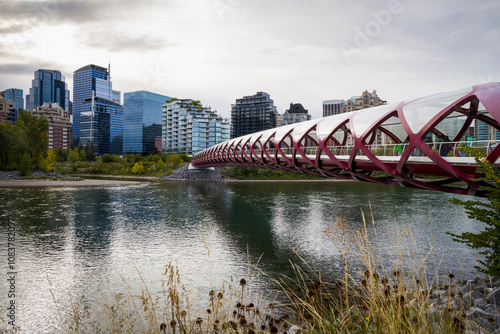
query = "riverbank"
(0, 178, 148, 187)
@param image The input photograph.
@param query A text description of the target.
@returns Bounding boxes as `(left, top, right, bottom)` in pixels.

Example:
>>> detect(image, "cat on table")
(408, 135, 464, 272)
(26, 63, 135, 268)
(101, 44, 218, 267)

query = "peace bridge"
(191, 82, 500, 197)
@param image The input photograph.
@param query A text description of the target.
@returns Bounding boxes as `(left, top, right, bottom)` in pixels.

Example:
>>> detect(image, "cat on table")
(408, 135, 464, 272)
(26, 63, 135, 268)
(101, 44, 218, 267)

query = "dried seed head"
(448, 273, 455, 280)
(170, 320, 176, 328)
(160, 323, 167, 330)
(394, 270, 400, 277)
(206, 309, 212, 314)
(270, 326, 278, 333)
(217, 292, 224, 299)
(361, 279, 367, 287)
(240, 278, 247, 286)
(364, 270, 370, 278)
(381, 277, 388, 285)
(196, 318, 203, 324)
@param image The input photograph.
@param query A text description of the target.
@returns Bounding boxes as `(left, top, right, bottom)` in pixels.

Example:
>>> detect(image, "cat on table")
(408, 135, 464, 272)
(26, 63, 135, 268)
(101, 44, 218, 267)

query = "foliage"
(132, 161, 145, 174)
(40, 149, 57, 172)
(19, 153, 32, 176)
(101, 153, 112, 163)
(16, 110, 48, 166)
(68, 148, 80, 164)
(0, 110, 49, 170)
(220, 166, 325, 180)
(447, 144, 500, 276)
(85, 141, 95, 161)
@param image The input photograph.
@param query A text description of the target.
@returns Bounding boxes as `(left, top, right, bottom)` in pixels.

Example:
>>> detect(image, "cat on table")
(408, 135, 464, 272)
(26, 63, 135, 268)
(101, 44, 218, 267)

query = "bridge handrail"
(240, 140, 500, 158)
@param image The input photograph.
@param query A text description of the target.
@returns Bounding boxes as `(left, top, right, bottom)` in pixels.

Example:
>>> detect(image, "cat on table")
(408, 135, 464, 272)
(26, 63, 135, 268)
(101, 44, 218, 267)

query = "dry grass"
(12, 213, 494, 333)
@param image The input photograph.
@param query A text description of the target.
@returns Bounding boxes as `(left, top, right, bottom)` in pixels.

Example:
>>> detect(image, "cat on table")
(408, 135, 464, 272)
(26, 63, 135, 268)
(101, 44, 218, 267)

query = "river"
(0, 181, 485, 332)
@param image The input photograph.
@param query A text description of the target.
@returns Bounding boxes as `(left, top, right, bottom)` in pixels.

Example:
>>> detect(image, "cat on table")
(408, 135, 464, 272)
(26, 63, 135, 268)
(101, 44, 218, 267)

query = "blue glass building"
(123, 91, 171, 154)
(26, 70, 70, 112)
(73, 64, 123, 154)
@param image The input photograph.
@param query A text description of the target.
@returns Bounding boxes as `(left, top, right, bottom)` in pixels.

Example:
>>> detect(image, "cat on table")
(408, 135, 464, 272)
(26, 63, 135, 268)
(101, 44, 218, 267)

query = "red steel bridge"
(191, 83, 500, 196)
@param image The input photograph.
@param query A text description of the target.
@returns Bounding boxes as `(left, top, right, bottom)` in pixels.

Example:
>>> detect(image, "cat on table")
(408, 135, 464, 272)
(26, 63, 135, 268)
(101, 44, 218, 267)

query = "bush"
(447, 145, 500, 276)
(132, 161, 144, 174)
(102, 154, 112, 163)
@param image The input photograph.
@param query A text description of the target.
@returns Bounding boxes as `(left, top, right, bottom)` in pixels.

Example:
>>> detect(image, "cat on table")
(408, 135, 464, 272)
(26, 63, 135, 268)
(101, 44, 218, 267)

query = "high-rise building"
(26, 70, 70, 112)
(342, 90, 386, 113)
(0, 92, 17, 124)
(162, 99, 230, 155)
(1, 88, 23, 121)
(323, 90, 387, 117)
(31, 102, 72, 150)
(231, 91, 278, 138)
(73, 64, 124, 154)
(123, 90, 171, 154)
(276, 103, 311, 127)
(322, 99, 344, 117)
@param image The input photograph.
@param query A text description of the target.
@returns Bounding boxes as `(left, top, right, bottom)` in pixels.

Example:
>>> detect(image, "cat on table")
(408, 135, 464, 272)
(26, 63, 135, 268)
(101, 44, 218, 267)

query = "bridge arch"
(192, 82, 500, 196)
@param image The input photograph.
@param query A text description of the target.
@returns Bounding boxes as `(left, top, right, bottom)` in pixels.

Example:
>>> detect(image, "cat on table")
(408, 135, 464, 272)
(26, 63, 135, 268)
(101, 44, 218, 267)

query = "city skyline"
(0, 0, 499, 120)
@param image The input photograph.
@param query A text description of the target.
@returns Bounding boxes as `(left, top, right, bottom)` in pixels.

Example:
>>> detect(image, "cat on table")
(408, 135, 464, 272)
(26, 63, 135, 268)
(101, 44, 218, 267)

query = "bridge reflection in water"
(192, 83, 500, 196)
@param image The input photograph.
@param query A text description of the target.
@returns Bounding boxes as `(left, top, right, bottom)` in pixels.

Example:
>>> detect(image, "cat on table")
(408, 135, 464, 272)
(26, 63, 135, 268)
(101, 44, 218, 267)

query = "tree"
(19, 153, 32, 176)
(102, 153, 112, 163)
(16, 110, 48, 167)
(85, 141, 95, 161)
(0, 123, 15, 169)
(68, 147, 80, 165)
(132, 161, 144, 174)
(447, 145, 500, 276)
(40, 149, 57, 172)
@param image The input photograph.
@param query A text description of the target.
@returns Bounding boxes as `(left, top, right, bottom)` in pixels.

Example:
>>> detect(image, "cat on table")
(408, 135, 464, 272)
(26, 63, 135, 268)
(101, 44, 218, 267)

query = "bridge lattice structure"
(191, 83, 500, 196)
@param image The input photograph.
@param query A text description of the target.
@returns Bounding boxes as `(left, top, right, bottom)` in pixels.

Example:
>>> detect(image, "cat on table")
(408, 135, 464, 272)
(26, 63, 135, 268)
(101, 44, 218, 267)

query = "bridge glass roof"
(402, 87, 472, 134)
(316, 113, 351, 141)
(352, 104, 397, 138)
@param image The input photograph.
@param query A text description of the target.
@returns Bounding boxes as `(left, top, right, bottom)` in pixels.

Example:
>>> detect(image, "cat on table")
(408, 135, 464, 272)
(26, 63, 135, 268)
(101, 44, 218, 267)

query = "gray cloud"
(81, 29, 173, 52)
(0, 63, 40, 75)
(0, 0, 176, 24)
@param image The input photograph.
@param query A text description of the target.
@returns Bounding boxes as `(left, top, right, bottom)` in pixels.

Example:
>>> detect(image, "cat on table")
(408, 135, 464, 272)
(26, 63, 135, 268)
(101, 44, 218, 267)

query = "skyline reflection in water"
(0, 181, 483, 332)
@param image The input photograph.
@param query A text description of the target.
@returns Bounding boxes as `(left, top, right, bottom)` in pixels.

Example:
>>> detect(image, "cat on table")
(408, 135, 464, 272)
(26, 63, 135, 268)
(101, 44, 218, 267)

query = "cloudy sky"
(0, 0, 499, 119)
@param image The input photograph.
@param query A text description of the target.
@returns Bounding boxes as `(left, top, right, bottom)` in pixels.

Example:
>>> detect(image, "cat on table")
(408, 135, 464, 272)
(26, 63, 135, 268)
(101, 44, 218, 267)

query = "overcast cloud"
(0, 0, 499, 118)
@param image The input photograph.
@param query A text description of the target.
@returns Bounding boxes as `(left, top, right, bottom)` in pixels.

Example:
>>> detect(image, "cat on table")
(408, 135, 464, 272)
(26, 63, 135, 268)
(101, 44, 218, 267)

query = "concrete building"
(31, 102, 72, 150)
(231, 92, 278, 138)
(123, 90, 171, 154)
(1, 88, 23, 122)
(342, 90, 386, 113)
(0, 92, 17, 124)
(322, 99, 344, 117)
(162, 99, 230, 155)
(323, 90, 387, 117)
(277, 103, 311, 127)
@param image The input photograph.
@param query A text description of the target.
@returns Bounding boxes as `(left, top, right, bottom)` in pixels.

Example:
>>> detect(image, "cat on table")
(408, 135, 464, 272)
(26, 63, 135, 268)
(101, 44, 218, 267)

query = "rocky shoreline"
(425, 275, 500, 333)
(160, 164, 226, 182)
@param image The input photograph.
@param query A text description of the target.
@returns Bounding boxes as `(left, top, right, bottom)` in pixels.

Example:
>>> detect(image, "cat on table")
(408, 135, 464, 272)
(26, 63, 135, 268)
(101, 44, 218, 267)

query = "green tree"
(19, 153, 32, 176)
(40, 149, 57, 172)
(132, 161, 144, 174)
(68, 147, 80, 166)
(448, 145, 500, 276)
(155, 158, 165, 172)
(85, 141, 95, 161)
(102, 153, 112, 163)
(16, 110, 48, 167)
(79, 149, 86, 161)
(110, 154, 120, 163)
(0, 123, 15, 169)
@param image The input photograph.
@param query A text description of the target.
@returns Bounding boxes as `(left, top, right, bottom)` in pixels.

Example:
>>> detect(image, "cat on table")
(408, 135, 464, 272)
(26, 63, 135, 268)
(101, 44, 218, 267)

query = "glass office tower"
(73, 64, 123, 154)
(123, 91, 171, 154)
(26, 70, 70, 112)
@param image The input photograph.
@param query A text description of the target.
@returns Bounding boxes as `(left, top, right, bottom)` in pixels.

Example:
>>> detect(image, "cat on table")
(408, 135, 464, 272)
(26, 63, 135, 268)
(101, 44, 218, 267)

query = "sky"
(0, 0, 499, 120)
